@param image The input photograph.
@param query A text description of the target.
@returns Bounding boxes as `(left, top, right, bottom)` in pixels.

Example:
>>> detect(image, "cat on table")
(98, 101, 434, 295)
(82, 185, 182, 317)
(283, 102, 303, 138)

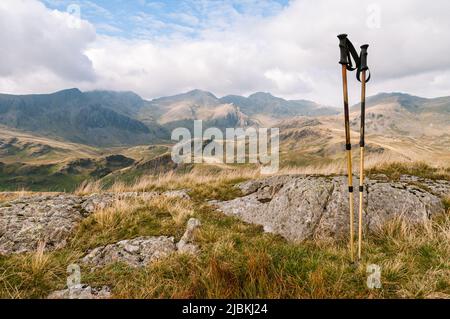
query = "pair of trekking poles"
(337, 34, 370, 262)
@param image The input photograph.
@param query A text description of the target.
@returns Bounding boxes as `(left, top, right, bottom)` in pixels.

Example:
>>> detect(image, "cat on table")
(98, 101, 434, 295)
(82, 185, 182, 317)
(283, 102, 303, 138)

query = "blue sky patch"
(41, 0, 290, 39)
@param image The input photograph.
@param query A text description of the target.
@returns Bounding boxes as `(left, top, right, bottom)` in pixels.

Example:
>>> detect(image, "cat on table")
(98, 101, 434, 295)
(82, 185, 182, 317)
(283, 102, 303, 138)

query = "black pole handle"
(357, 44, 370, 82)
(338, 34, 349, 65)
(359, 44, 369, 71)
(359, 44, 369, 147)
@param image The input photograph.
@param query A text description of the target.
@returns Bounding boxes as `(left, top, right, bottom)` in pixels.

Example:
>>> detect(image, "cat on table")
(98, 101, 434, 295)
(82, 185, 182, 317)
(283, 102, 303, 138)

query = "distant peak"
(372, 92, 422, 99)
(56, 88, 81, 93)
(87, 90, 143, 99)
(249, 92, 274, 98)
(56, 88, 82, 94)
(48, 88, 83, 99)
(185, 89, 217, 98)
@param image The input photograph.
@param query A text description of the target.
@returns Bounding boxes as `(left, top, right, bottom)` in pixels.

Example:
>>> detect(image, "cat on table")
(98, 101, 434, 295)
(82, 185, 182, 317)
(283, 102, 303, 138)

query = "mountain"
(362, 92, 428, 112)
(83, 90, 147, 117)
(349, 92, 450, 137)
(139, 89, 339, 129)
(352, 92, 450, 113)
(138, 89, 256, 132)
(277, 92, 450, 168)
(152, 89, 221, 111)
(0, 89, 167, 147)
(220, 92, 339, 119)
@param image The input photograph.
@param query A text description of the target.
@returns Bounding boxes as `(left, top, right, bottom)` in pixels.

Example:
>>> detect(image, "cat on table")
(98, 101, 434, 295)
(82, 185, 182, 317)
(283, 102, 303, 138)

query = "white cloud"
(264, 68, 313, 94)
(1, 0, 450, 105)
(0, 0, 96, 93)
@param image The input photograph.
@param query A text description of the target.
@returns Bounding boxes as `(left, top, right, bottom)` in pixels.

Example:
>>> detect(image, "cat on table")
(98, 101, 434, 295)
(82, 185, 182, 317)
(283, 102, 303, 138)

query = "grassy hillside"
(0, 126, 101, 164)
(0, 128, 177, 191)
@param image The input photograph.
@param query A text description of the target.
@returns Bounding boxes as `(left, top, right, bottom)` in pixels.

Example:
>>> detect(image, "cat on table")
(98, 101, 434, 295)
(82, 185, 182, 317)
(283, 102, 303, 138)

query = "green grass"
(0, 155, 136, 192)
(443, 197, 450, 213)
(70, 198, 190, 251)
(0, 163, 86, 192)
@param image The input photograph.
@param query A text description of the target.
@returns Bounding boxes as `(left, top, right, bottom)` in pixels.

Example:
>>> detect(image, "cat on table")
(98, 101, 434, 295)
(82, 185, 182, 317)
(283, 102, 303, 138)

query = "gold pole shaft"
(347, 150, 354, 261)
(342, 65, 354, 262)
(358, 146, 364, 259)
(358, 70, 367, 260)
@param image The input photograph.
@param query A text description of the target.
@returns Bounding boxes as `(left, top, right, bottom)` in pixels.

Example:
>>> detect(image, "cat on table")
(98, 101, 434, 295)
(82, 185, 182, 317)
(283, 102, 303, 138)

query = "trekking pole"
(338, 34, 355, 262)
(357, 44, 369, 260)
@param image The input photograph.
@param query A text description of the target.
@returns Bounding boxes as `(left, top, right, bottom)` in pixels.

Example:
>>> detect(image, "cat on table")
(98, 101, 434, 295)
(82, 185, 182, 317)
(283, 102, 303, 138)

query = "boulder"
(82, 236, 177, 268)
(47, 284, 111, 299)
(177, 218, 202, 254)
(82, 218, 202, 268)
(163, 189, 191, 200)
(0, 194, 86, 255)
(214, 175, 448, 242)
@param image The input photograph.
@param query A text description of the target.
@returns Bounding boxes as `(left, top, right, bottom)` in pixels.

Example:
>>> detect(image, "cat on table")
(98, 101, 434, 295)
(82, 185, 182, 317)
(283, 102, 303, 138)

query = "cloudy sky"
(0, 0, 449, 105)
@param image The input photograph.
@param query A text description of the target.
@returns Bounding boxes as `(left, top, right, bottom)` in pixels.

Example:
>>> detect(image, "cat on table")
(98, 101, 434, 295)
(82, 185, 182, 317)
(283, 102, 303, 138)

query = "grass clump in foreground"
(367, 161, 450, 181)
(1, 168, 449, 299)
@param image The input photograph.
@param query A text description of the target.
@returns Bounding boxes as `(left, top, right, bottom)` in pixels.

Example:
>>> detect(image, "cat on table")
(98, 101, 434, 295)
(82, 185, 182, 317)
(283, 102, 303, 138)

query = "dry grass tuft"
(279, 152, 411, 176)
(74, 180, 103, 196)
(30, 243, 50, 274)
(367, 161, 450, 181)
(91, 196, 194, 230)
(0, 189, 57, 203)
(121, 168, 259, 193)
(74, 167, 259, 203)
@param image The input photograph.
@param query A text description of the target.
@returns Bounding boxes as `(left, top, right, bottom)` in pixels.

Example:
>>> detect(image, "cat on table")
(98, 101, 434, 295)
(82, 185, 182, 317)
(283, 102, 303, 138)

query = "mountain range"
(0, 88, 339, 147)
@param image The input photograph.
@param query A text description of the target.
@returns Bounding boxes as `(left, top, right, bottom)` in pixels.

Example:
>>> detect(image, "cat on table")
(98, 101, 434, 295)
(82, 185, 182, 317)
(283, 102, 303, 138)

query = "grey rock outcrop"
(163, 189, 191, 200)
(0, 194, 87, 255)
(0, 190, 191, 255)
(398, 175, 450, 198)
(177, 218, 202, 254)
(82, 236, 177, 268)
(82, 218, 202, 268)
(47, 285, 111, 299)
(214, 175, 448, 242)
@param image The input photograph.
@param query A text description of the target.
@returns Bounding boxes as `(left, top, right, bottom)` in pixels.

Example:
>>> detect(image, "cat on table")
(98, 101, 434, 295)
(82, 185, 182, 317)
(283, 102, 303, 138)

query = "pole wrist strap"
(344, 39, 371, 83)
